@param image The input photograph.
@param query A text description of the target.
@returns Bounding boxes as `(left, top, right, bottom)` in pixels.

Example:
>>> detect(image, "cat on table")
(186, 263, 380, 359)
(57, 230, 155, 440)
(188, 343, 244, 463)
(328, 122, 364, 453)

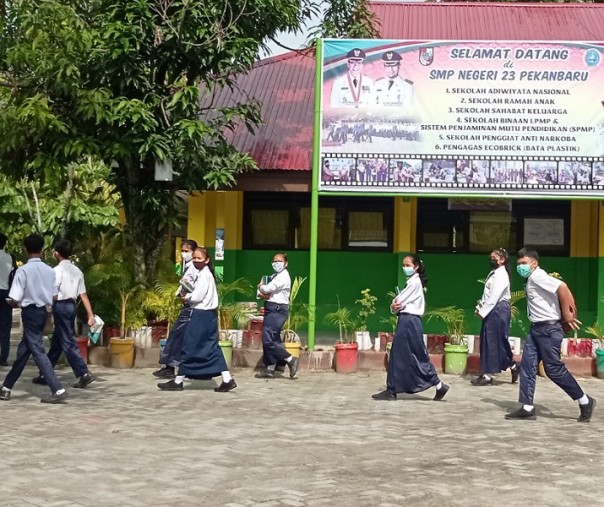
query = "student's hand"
(562, 318, 581, 333)
(5, 298, 18, 308)
(391, 302, 402, 313)
(474, 310, 483, 320)
(87, 315, 95, 327)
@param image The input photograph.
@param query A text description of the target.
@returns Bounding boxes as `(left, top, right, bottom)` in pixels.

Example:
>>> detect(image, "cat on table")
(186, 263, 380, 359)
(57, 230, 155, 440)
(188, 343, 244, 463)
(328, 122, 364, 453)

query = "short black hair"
(517, 247, 539, 261)
(53, 239, 72, 259)
(0, 233, 6, 249)
(24, 234, 44, 254)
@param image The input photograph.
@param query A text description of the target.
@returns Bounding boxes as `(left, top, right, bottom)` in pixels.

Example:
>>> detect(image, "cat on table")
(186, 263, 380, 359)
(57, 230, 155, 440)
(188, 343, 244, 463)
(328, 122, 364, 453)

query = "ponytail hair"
(407, 253, 428, 288)
(494, 247, 510, 276)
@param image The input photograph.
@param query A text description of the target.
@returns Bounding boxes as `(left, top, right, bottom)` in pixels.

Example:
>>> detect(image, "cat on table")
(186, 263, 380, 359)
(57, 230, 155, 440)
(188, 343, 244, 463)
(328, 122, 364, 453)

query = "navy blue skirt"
(178, 309, 227, 379)
(479, 300, 513, 374)
(387, 314, 439, 394)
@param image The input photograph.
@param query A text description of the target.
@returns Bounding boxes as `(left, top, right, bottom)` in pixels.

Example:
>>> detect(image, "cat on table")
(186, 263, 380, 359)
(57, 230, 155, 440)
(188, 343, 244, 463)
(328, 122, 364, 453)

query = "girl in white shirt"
(158, 247, 236, 392)
(472, 248, 517, 386)
(372, 254, 449, 401)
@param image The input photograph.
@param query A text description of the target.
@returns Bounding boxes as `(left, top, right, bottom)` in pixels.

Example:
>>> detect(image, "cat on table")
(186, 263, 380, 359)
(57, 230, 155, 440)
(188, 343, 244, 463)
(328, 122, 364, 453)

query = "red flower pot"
(334, 342, 359, 373)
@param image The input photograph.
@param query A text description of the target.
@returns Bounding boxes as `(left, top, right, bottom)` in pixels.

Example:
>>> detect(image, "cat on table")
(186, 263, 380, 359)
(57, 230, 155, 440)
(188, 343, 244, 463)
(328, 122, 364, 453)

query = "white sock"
(523, 404, 534, 411)
(221, 371, 232, 383)
(1, 386, 10, 393)
(55, 388, 66, 395)
(267, 364, 276, 371)
(578, 394, 589, 405)
(483, 374, 491, 381)
(285, 356, 293, 363)
(174, 375, 185, 384)
(436, 382, 442, 390)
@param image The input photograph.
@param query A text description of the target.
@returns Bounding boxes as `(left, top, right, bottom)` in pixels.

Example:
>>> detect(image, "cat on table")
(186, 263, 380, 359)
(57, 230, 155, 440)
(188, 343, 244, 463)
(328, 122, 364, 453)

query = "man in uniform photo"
(330, 48, 374, 108)
(375, 50, 414, 110)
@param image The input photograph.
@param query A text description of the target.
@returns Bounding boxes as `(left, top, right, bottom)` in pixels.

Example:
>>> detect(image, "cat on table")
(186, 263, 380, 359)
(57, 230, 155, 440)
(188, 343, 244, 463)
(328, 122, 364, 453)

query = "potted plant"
(354, 288, 377, 350)
(585, 322, 604, 379)
(325, 297, 358, 373)
(281, 276, 308, 358)
(217, 277, 255, 362)
(425, 306, 468, 375)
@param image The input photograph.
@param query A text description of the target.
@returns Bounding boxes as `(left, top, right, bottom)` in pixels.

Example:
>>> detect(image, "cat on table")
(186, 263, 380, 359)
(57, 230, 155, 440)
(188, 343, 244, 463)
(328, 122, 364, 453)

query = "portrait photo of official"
(330, 48, 375, 108)
(375, 50, 414, 110)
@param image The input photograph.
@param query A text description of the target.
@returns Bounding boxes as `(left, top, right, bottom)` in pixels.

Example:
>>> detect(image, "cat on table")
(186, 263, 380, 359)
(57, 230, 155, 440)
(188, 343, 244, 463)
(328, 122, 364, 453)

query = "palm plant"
(325, 295, 356, 343)
(425, 306, 466, 345)
(282, 276, 309, 343)
(217, 277, 255, 332)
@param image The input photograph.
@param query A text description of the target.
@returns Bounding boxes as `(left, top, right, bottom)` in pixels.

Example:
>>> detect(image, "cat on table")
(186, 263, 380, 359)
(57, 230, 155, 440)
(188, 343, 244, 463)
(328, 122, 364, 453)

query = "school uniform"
(259, 269, 291, 367)
(519, 267, 584, 405)
(42, 260, 90, 379)
(177, 266, 227, 379)
(476, 266, 514, 375)
(158, 259, 195, 369)
(2, 258, 64, 394)
(0, 249, 13, 364)
(387, 273, 440, 394)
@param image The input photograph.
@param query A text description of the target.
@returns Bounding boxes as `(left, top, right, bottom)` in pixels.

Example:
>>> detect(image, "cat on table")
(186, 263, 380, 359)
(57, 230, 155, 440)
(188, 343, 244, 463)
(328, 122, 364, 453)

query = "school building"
(188, 2, 604, 344)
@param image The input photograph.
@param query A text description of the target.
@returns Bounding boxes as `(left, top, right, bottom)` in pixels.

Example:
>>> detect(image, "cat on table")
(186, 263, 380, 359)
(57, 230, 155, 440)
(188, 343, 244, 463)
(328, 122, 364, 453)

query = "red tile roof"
(223, 2, 604, 171)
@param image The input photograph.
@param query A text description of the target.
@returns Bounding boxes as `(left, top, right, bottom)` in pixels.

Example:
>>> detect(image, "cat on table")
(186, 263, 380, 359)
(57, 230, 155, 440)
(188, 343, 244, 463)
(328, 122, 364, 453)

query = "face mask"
(181, 252, 192, 263)
(489, 258, 499, 269)
(403, 266, 415, 277)
(272, 261, 285, 273)
(193, 260, 207, 270)
(517, 264, 532, 278)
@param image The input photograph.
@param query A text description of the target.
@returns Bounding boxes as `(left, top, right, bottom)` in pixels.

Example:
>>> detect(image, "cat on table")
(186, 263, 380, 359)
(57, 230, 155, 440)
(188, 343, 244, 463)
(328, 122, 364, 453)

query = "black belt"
(531, 319, 560, 327)
(55, 299, 76, 304)
(265, 301, 288, 309)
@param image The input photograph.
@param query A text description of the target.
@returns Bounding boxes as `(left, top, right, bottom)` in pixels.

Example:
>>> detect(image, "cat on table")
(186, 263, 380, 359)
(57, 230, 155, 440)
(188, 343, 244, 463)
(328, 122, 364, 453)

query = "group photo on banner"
(319, 39, 604, 196)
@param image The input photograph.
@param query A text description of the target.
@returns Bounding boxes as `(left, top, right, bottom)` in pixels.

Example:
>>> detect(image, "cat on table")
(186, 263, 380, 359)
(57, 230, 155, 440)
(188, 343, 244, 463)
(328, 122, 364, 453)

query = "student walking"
(31, 240, 96, 388)
(505, 247, 595, 421)
(256, 253, 299, 379)
(372, 254, 449, 401)
(0, 234, 67, 404)
(0, 233, 14, 366)
(472, 248, 518, 386)
(153, 239, 198, 379)
(158, 247, 236, 392)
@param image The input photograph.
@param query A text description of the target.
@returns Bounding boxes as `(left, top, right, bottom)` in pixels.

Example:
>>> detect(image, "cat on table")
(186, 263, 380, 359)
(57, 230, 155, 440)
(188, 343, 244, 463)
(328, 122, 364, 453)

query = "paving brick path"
(1, 358, 603, 507)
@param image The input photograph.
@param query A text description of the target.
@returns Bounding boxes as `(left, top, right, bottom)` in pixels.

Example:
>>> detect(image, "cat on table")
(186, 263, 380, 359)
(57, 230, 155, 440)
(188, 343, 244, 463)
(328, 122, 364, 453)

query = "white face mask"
(272, 261, 285, 273)
(181, 251, 192, 263)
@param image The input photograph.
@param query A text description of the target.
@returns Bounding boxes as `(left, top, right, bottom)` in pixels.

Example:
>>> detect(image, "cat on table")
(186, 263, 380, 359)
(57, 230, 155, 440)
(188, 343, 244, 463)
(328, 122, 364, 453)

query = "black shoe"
(73, 373, 95, 389)
(0, 389, 11, 401)
(158, 380, 183, 391)
(275, 365, 286, 373)
(41, 391, 68, 404)
(372, 390, 397, 400)
(0, 361, 9, 367)
(433, 383, 450, 401)
(214, 379, 237, 392)
(470, 375, 493, 386)
(577, 396, 596, 423)
(255, 369, 276, 379)
(153, 366, 175, 379)
(288, 357, 300, 379)
(505, 407, 536, 420)
(511, 363, 520, 384)
(32, 375, 48, 386)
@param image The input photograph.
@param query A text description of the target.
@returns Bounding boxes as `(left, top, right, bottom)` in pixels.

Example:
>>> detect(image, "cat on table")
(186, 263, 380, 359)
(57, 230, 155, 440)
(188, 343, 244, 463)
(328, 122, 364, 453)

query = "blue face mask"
(403, 266, 415, 277)
(272, 261, 285, 273)
(517, 264, 532, 278)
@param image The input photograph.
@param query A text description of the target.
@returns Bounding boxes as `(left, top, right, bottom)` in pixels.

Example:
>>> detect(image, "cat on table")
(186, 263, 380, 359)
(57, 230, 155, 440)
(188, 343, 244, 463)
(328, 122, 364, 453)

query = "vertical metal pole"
(308, 39, 323, 351)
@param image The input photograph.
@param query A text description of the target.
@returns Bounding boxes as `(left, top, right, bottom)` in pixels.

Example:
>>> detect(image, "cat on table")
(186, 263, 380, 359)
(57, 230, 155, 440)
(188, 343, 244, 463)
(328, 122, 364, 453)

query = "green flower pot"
(444, 343, 469, 375)
(218, 340, 233, 367)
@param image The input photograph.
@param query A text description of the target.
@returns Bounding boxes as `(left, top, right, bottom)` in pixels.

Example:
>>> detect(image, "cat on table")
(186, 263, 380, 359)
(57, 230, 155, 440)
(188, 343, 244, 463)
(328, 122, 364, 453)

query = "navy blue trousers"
(0, 289, 11, 363)
(160, 305, 192, 367)
(261, 302, 290, 367)
(519, 322, 584, 405)
(387, 313, 440, 394)
(479, 301, 514, 374)
(3, 305, 63, 393)
(43, 300, 88, 378)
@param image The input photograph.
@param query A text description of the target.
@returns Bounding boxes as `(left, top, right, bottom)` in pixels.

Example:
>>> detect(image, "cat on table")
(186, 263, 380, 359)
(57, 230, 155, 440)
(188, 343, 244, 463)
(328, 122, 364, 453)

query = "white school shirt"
(54, 259, 86, 300)
(477, 266, 511, 318)
(259, 269, 291, 305)
(525, 267, 562, 323)
(185, 267, 218, 310)
(8, 258, 57, 307)
(392, 273, 425, 316)
(0, 249, 12, 290)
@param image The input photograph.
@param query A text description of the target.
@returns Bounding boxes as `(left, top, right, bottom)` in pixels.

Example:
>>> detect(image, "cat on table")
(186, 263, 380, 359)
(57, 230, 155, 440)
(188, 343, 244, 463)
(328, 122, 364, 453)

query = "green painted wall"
(216, 250, 598, 344)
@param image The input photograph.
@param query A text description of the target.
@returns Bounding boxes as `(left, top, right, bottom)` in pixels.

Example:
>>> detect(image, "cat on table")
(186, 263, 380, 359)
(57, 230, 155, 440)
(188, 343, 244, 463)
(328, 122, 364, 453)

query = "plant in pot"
(217, 277, 255, 363)
(354, 288, 378, 350)
(584, 322, 603, 378)
(281, 276, 309, 359)
(425, 306, 468, 375)
(325, 296, 358, 374)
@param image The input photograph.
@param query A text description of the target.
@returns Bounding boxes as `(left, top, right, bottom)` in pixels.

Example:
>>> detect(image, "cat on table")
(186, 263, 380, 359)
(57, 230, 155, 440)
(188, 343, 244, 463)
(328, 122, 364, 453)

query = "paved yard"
(0, 358, 603, 507)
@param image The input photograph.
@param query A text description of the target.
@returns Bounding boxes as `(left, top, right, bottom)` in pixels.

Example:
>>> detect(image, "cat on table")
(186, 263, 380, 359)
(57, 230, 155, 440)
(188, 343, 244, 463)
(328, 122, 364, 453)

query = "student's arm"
(79, 293, 95, 327)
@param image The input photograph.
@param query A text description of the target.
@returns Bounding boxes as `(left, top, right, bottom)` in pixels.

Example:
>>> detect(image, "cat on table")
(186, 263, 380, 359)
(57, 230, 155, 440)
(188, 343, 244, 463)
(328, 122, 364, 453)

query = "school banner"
(319, 39, 604, 196)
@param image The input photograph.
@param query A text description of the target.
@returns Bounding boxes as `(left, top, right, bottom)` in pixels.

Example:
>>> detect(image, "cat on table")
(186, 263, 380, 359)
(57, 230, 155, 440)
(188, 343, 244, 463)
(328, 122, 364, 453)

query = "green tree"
(0, 0, 375, 283)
